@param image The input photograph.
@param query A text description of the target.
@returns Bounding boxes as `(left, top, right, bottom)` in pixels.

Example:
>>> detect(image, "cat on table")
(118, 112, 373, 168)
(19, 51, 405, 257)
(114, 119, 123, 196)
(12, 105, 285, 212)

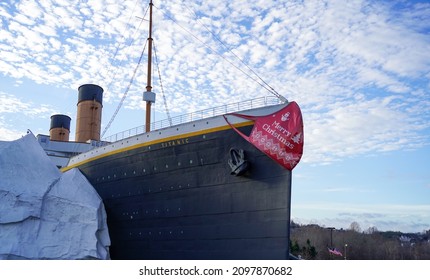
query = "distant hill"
(290, 221, 430, 260)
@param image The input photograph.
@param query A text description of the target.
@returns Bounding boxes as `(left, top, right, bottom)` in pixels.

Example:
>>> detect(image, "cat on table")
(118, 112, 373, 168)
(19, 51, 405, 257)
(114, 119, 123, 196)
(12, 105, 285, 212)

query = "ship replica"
(58, 1, 304, 259)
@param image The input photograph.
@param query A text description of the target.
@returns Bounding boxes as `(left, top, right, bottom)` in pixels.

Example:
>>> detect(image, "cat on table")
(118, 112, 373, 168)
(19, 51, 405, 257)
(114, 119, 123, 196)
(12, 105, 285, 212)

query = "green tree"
(289, 240, 300, 256)
(301, 239, 317, 259)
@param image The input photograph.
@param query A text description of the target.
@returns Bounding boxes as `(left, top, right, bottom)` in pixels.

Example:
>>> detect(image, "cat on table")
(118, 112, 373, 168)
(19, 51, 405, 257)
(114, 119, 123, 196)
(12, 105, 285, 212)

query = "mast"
(143, 0, 155, 132)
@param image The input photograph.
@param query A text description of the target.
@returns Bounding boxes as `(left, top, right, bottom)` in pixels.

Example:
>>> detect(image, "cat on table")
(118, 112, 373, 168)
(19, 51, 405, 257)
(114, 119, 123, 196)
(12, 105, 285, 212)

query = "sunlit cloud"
(0, 0, 429, 165)
(292, 202, 430, 232)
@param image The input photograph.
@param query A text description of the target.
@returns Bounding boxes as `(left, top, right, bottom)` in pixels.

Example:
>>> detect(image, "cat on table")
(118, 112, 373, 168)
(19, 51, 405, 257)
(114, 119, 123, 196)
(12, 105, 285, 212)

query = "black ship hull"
(74, 121, 292, 259)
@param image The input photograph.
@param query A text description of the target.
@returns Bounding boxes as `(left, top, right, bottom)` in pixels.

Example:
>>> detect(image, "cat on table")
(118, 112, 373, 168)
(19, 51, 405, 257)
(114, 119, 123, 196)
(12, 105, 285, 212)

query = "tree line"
(290, 221, 430, 260)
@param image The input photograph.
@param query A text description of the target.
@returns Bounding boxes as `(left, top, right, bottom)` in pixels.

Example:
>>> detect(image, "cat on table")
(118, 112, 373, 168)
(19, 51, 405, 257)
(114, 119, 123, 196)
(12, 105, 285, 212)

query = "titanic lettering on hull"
(160, 138, 189, 148)
(224, 101, 304, 170)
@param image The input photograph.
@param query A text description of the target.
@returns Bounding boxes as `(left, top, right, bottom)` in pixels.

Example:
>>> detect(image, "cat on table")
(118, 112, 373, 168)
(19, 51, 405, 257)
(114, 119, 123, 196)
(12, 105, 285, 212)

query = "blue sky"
(1, 0, 429, 233)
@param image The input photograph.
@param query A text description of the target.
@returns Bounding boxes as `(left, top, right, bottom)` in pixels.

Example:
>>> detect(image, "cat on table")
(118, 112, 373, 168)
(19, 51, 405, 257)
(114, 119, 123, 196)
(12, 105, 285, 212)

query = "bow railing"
(101, 96, 283, 143)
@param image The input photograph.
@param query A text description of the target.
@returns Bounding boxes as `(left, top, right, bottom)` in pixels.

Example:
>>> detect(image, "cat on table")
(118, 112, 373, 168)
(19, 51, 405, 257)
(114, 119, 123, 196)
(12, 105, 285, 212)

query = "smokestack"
(75, 84, 103, 142)
(49, 114, 71, 142)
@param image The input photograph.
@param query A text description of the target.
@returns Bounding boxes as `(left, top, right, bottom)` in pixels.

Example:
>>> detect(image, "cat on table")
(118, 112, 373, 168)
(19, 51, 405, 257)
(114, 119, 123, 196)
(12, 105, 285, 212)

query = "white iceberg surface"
(0, 133, 110, 259)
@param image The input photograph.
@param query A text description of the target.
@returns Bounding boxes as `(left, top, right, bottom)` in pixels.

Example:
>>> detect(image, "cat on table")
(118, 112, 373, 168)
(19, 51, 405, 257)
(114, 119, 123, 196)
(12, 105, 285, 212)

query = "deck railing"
(101, 96, 283, 143)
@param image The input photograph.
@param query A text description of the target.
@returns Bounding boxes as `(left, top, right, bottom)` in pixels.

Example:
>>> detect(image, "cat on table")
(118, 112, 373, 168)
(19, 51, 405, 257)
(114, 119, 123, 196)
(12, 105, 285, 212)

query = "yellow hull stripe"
(61, 120, 254, 172)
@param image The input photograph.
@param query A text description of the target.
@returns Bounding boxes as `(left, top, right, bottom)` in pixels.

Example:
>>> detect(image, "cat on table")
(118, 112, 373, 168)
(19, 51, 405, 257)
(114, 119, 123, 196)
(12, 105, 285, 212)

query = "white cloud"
(16, 0, 43, 20)
(292, 202, 430, 232)
(0, 90, 58, 140)
(0, 118, 26, 141)
(302, 92, 429, 163)
(0, 92, 53, 116)
(0, 0, 429, 163)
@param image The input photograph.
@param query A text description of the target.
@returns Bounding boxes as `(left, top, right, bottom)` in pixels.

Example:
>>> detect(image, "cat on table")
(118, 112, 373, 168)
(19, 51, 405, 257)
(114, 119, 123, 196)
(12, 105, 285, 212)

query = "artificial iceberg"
(0, 133, 110, 259)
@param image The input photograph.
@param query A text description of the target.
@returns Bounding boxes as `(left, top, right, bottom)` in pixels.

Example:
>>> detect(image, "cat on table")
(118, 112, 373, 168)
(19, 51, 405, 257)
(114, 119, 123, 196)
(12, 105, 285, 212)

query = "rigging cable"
(101, 39, 148, 138)
(153, 3, 287, 103)
(102, 0, 144, 95)
(69, 0, 143, 154)
(100, 6, 150, 138)
(182, 3, 287, 103)
(153, 41, 172, 126)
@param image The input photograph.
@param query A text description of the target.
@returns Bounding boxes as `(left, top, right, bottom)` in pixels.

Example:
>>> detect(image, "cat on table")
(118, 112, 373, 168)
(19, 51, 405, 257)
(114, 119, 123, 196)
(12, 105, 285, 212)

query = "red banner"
(224, 101, 304, 170)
